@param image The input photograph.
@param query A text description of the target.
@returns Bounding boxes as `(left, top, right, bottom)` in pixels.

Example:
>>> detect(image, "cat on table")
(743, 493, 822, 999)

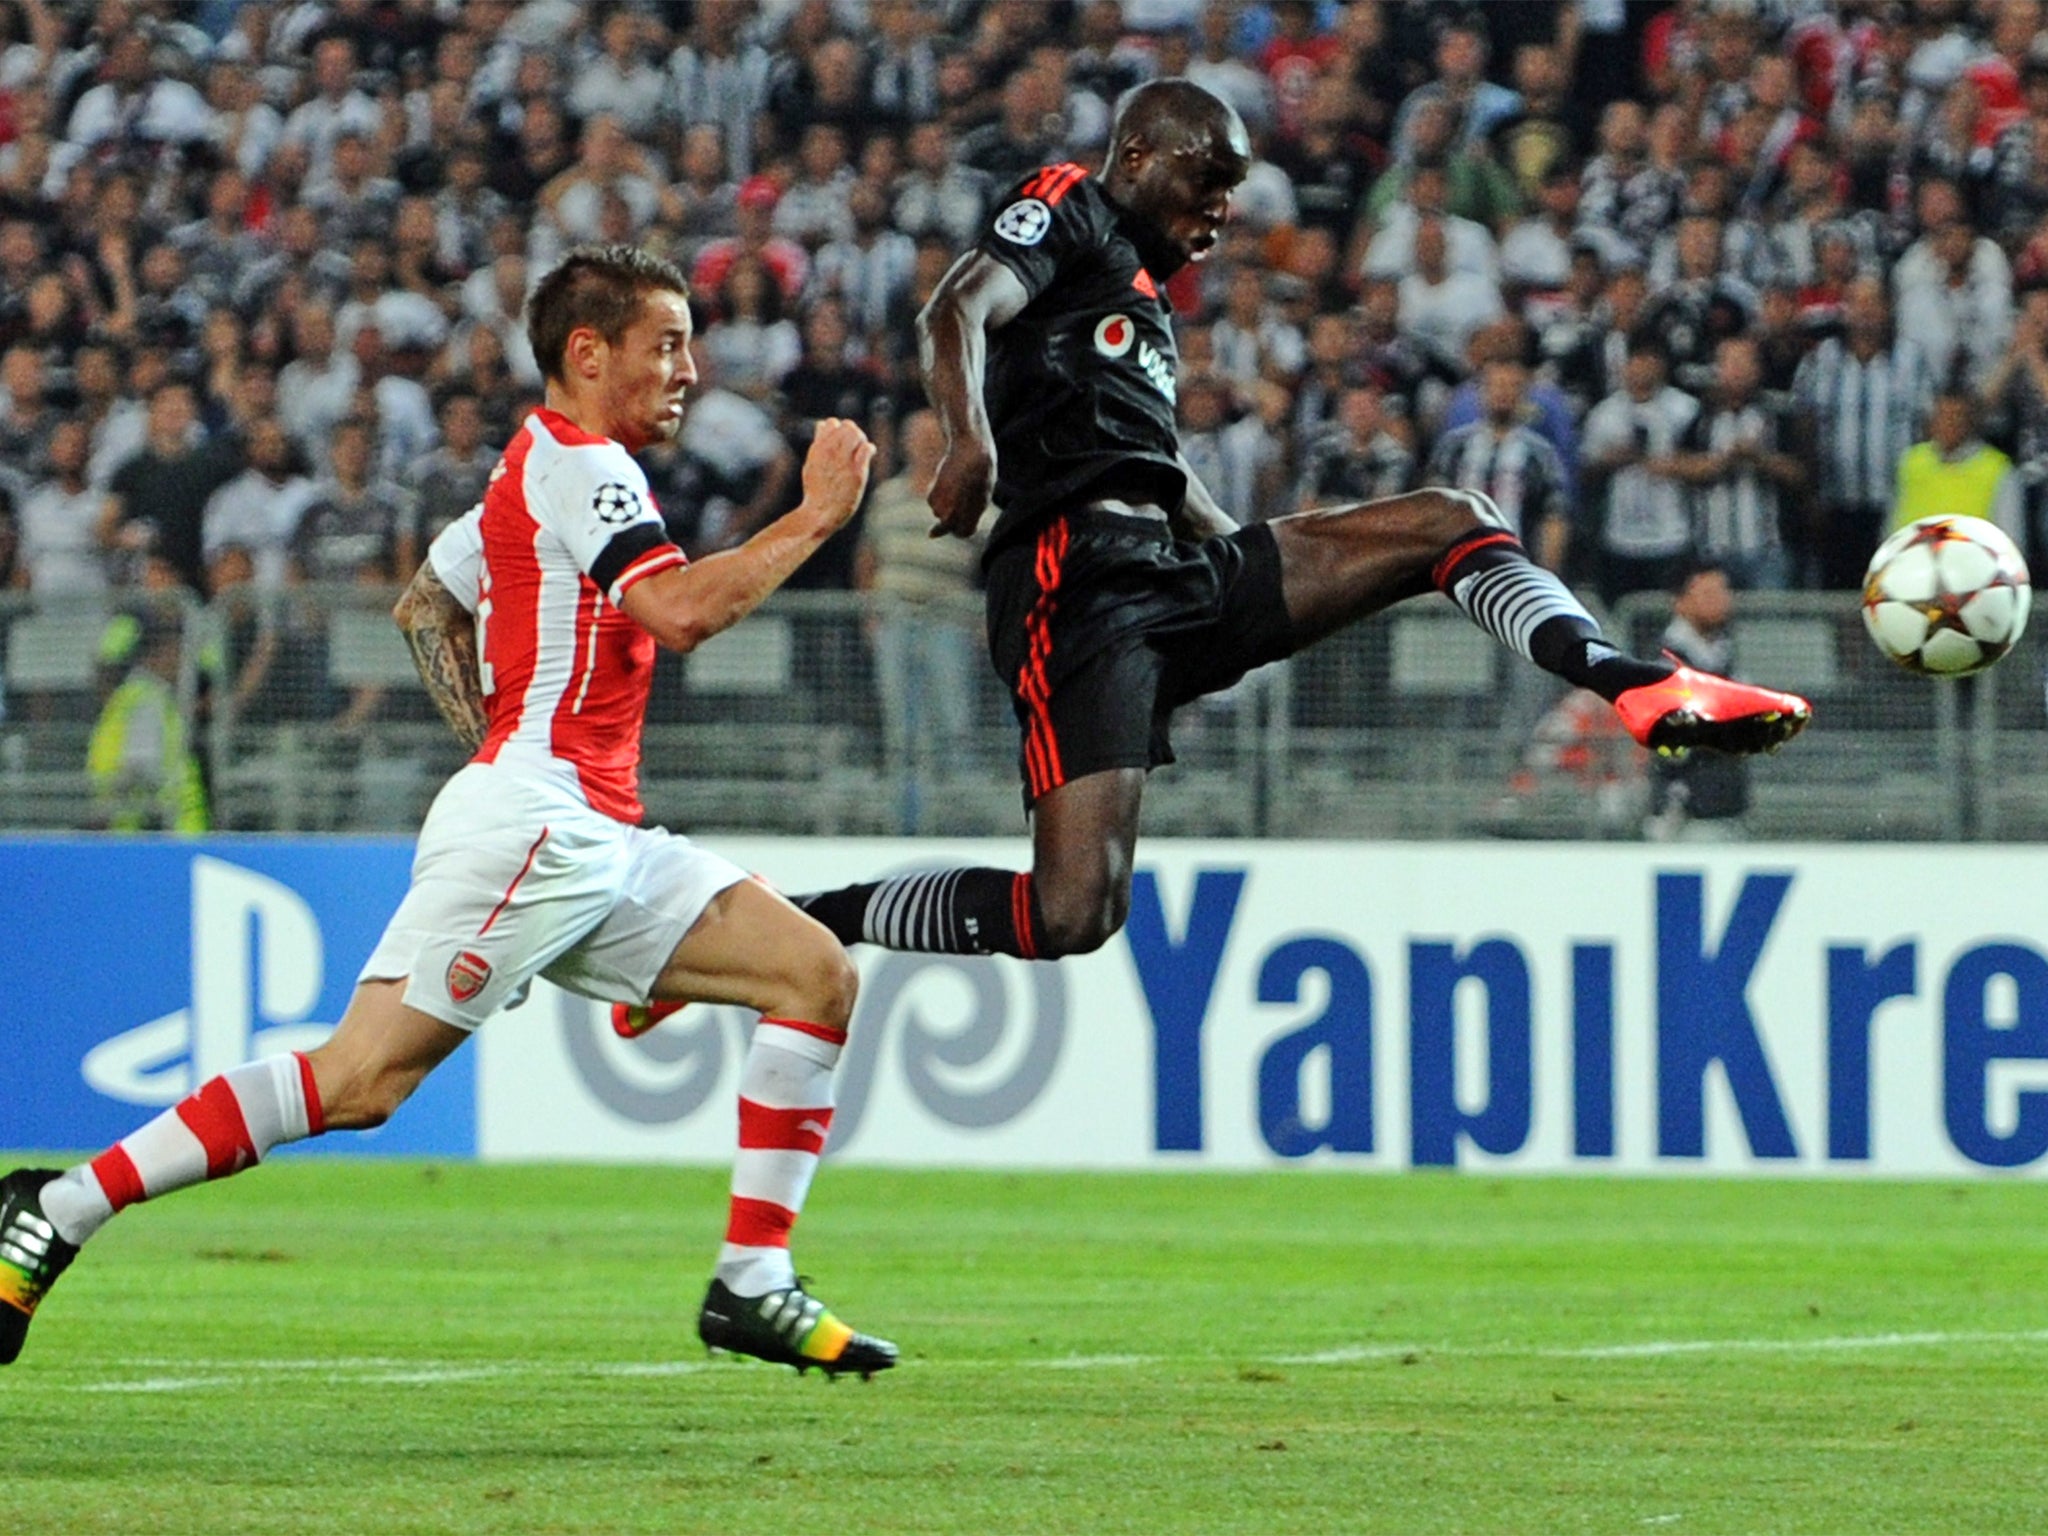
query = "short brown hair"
(526, 244, 691, 386)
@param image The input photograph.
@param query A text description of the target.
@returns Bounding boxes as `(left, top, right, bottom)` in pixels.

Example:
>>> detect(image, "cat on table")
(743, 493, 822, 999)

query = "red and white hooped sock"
(37, 1053, 325, 1246)
(716, 1018, 845, 1298)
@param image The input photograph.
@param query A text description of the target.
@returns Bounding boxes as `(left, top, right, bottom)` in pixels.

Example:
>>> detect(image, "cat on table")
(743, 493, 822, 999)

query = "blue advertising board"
(0, 837, 474, 1156)
(8, 837, 2048, 1176)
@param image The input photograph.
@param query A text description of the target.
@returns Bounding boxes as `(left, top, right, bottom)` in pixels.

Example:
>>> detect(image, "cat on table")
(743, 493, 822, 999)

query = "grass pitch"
(2, 1162, 2044, 1536)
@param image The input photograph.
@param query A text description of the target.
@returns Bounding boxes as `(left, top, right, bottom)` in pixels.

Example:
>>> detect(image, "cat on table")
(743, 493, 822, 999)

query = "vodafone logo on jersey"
(1094, 314, 1135, 358)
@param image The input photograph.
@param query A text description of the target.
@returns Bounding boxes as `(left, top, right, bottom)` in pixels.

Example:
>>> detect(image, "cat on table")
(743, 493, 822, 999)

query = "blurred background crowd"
(8, 0, 2048, 615)
(5, 0, 2048, 837)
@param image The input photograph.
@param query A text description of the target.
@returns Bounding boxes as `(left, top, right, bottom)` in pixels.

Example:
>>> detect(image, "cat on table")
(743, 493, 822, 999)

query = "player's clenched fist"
(927, 438, 995, 539)
(802, 418, 876, 527)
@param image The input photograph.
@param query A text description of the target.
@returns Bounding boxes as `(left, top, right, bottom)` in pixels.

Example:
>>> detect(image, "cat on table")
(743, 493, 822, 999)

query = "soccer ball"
(1861, 515, 2032, 677)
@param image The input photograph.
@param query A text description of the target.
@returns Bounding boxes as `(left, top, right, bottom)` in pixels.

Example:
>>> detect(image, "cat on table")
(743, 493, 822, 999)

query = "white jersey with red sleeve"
(468, 408, 688, 822)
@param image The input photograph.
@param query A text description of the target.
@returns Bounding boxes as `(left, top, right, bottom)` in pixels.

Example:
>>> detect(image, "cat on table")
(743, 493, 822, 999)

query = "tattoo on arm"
(395, 561, 489, 751)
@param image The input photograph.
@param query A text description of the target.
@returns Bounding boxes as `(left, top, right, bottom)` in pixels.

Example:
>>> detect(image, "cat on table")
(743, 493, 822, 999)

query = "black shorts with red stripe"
(984, 508, 1294, 805)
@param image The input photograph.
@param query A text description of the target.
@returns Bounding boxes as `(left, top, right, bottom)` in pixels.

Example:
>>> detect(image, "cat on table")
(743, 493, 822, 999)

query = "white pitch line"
(1270, 1344, 1427, 1365)
(1551, 1328, 2048, 1360)
(586, 1361, 718, 1378)
(1043, 1353, 1149, 1370)
(105, 1368, 409, 1376)
(358, 1366, 515, 1385)
(66, 1328, 2048, 1394)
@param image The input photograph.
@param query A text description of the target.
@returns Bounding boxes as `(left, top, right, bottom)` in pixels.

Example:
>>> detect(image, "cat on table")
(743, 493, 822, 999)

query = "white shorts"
(359, 761, 748, 1031)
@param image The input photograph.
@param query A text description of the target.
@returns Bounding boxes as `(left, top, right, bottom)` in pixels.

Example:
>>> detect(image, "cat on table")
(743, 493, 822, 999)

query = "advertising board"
(7, 838, 2044, 1177)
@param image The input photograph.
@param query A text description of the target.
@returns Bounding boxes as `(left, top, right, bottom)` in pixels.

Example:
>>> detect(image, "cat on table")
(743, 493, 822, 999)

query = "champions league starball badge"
(993, 198, 1052, 246)
(590, 482, 640, 524)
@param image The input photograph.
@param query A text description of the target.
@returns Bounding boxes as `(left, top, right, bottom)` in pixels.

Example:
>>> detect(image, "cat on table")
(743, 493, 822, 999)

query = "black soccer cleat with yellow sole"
(698, 1277, 898, 1379)
(0, 1168, 77, 1366)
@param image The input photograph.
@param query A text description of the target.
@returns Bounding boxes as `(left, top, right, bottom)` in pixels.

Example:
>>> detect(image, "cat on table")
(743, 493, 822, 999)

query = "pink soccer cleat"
(1613, 663, 1812, 759)
(611, 999, 690, 1039)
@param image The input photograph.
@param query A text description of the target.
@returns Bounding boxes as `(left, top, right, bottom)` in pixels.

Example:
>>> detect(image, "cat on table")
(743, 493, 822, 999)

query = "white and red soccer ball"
(1861, 515, 2032, 677)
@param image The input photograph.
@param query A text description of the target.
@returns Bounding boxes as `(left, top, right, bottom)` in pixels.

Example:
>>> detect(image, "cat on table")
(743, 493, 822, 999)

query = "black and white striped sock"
(1433, 529, 1671, 702)
(795, 868, 1043, 958)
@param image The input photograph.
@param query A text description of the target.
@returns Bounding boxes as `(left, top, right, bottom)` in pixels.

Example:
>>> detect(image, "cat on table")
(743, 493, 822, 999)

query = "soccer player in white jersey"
(0, 245, 896, 1379)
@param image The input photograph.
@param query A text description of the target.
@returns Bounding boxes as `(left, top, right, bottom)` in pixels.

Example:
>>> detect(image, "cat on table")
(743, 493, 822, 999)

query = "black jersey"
(973, 164, 1189, 552)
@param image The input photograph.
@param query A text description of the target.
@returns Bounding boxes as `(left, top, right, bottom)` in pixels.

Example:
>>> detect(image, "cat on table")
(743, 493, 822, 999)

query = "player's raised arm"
(917, 251, 1030, 540)
(620, 418, 874, 653)
(392, 505, 488, 750)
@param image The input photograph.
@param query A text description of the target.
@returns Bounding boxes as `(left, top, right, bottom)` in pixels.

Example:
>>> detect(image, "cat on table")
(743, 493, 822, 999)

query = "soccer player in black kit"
(785, 81, 1809, 964)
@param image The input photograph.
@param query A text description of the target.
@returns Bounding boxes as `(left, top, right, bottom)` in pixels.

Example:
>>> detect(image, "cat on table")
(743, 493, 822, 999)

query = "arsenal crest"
(447, 950, 492, 1003)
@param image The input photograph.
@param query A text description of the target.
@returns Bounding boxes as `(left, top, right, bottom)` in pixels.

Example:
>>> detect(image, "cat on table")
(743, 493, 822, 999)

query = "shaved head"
(1112, 79, 1249, 159)
(1104, 79, 1251, 267)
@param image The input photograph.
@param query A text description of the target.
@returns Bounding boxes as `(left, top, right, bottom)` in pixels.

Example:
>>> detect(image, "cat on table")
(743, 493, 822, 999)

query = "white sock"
(716, 1020, 843, 1298)
(39, 1053, 323, 1246)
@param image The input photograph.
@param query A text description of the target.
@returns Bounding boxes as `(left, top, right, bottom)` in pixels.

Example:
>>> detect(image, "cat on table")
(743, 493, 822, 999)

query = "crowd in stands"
(2, 0, 2046, 635)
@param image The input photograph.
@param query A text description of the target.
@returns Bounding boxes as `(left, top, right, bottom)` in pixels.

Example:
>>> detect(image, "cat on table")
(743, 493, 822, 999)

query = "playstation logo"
(81, 857, 338, 1106)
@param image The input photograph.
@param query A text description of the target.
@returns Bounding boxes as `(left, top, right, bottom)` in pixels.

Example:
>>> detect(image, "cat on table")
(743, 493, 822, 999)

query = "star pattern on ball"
(1862, 513, 2032, 677)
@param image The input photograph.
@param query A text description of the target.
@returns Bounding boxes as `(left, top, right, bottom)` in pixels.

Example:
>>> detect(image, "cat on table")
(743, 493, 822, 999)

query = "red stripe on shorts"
(477, 824, 549, 937)
(1018, 519, 1070, 798)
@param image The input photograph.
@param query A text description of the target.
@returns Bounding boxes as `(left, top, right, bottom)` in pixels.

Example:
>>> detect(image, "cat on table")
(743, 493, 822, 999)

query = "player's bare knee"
(1042, 910, 1120, 956)
(1423, 487, 1503, 542)
(339, 1096, 396, 1132)
(307, 1055, 400, 1131)
(785, 936, 859, 1028)
(1036, 880, 1128, 957)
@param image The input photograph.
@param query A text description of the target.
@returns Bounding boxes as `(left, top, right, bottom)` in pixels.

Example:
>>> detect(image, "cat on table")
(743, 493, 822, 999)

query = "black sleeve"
(973, 168, 1107, 304)
(589, 520, 674, 597)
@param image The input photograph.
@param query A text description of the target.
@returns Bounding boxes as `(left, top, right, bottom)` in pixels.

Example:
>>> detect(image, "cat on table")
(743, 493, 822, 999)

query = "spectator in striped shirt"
(1644, 213, 1761, 393)
(1582, 339, 1702, 604)
(1426, 359, 1570, 572)
(1668, 337, 1804, 591)
(1298, 383, 1413, 508)
(1792, 275, 1937, 588)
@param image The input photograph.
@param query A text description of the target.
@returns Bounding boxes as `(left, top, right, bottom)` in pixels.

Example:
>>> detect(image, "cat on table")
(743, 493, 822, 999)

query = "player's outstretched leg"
(2, 1052, 327, 1365)
(795, 770, 1142, 961)
(1272, 489, 1811, 758)
(3, 985, 464, 1365)
(651, 878, 896, 1376)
